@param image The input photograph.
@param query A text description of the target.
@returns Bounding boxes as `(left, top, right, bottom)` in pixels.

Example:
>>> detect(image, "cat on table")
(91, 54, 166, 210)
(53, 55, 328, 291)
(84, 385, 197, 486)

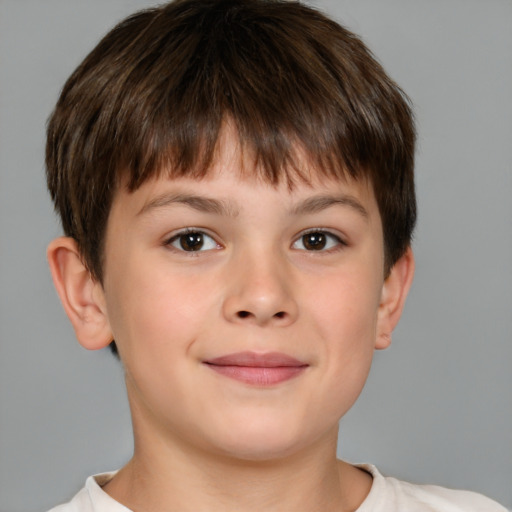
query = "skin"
(48, 129, 414, 512)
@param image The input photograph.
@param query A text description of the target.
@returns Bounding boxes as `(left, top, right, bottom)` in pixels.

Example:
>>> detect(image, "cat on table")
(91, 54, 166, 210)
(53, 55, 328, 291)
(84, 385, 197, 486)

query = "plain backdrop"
(0, 1, 511, 510)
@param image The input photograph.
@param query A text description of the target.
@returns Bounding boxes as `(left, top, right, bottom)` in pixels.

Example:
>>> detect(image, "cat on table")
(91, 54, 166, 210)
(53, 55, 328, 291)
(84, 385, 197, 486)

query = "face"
(99, 133, 392, 461)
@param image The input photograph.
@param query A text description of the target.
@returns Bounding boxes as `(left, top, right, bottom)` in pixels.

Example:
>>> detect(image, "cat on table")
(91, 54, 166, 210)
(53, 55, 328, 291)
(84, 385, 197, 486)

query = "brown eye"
(302, 232, 327, 250)
(293, 231, 343, 251)
(167, 231, 219, 252)
(179, 232, 204, 251)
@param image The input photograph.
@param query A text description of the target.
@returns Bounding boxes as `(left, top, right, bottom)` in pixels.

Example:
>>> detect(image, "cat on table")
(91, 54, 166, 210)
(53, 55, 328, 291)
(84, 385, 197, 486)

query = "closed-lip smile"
(203, 351, 309, 386)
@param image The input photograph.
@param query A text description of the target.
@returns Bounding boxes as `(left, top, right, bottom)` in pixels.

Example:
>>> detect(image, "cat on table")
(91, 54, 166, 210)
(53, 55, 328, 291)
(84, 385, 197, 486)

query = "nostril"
(233, 310, 289, 321)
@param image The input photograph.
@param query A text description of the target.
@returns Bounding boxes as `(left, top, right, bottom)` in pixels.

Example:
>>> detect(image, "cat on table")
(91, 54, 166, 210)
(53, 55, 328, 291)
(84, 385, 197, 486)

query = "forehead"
(121, 121, 376, 204)
(112, 160, 380, 235)
(121, 117, 378, 199)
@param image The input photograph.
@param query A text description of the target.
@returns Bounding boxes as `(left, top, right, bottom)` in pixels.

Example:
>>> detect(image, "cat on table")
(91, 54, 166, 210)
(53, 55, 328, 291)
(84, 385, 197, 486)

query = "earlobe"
(375, 247, 415, 350)
(47, 237, 113, 351)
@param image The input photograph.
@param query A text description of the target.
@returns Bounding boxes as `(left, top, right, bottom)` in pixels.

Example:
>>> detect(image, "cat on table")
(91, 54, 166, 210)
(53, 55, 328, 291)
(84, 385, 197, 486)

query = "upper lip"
(204, 351, 308, 368)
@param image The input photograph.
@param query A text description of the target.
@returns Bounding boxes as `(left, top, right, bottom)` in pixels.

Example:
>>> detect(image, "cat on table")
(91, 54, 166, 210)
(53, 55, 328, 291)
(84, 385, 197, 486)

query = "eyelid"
(292, 228, 347, 251)
(164, 228, 222, 252)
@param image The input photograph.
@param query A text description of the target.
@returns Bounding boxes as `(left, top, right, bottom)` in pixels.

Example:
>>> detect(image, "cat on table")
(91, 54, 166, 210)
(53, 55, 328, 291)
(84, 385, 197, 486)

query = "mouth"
(203, 351, 309, 386)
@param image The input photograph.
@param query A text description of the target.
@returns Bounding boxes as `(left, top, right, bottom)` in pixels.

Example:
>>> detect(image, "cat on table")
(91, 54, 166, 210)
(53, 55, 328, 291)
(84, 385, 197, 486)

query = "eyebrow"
(291, 194, 369, 219)
(138, 193, 240, 217)
(138, 192, 368, 220)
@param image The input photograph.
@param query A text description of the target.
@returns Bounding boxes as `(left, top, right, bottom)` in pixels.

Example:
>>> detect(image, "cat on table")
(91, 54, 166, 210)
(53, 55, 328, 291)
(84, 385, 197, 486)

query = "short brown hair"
(46, 0, 416, 283)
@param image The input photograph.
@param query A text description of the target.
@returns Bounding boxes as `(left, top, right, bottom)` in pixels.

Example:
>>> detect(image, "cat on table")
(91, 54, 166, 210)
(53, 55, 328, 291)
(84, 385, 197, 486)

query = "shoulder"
(47, 485, 91, 512)
(47, 472, 129, 512)
(357, 464, 508, 512)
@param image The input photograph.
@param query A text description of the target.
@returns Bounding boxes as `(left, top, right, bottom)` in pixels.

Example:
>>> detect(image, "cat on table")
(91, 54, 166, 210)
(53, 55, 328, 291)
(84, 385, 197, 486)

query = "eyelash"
(164, 228, 221, 254)
(164, 228, 346, 254)
(292, 229, 347, 253)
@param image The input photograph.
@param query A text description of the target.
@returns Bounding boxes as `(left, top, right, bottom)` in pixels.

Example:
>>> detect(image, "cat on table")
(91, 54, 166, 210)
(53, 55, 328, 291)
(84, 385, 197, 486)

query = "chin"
(205, 418, 322, 463)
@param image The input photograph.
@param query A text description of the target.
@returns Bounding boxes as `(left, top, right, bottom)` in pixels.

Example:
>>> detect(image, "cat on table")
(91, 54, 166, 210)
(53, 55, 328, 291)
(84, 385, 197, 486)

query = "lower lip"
(205, 364, 307, 386)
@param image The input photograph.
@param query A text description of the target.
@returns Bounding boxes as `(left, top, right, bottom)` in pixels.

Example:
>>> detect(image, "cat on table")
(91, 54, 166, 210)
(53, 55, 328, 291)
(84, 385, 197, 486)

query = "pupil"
(304, 232, 326, 250)
(180, 232, 204, 251)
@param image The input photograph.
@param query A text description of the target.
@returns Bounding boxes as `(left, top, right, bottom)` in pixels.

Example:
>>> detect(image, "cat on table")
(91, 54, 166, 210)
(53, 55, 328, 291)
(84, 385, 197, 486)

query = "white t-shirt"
(48, 464, 508, 512)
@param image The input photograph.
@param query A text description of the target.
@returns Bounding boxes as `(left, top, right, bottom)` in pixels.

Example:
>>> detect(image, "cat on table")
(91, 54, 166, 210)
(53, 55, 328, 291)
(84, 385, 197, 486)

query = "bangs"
(97, 0, 408, 192)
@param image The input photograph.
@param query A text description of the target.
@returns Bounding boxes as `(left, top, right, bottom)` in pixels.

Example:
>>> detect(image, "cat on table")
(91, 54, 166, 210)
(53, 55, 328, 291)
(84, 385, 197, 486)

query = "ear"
(375, 247, 415, 350)
(47, 237, 113, 350)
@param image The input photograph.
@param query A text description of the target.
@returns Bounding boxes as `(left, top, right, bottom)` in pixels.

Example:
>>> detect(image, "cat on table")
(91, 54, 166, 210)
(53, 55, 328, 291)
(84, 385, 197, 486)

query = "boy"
(45, 0, 507, 510)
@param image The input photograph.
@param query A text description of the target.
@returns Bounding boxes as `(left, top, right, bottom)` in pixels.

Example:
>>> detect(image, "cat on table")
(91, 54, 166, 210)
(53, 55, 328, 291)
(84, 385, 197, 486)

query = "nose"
(222, 250, 299, 327)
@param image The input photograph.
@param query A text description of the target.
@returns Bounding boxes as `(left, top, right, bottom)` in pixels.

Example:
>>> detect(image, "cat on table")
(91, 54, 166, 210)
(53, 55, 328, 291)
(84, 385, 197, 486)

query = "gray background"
(0, 0, 511, 510)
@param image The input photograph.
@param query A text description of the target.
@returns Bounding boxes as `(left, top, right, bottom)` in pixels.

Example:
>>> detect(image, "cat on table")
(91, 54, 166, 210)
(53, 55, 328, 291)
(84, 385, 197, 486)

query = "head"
(46, 0, 416, 460)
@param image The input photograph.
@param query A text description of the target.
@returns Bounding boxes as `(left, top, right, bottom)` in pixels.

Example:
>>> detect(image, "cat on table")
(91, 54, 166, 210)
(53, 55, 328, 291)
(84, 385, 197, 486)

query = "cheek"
(104, 254, 219, 357)
(308, 272, 381, 346)
(300, 278, 379, 423)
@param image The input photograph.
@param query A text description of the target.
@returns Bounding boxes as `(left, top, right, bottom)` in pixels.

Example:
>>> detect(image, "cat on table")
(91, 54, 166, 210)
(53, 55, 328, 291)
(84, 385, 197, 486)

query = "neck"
(104, 426, 371, 512)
